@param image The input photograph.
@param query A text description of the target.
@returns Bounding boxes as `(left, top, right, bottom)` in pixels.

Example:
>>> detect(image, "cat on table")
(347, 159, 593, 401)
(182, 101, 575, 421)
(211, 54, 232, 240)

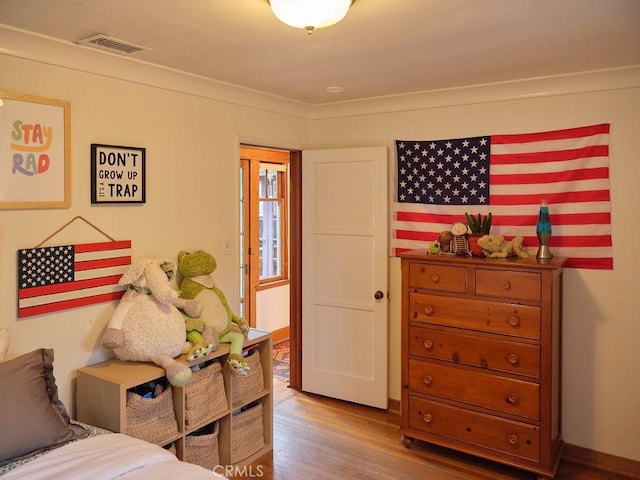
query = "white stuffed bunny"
(102, 259, 201, 387)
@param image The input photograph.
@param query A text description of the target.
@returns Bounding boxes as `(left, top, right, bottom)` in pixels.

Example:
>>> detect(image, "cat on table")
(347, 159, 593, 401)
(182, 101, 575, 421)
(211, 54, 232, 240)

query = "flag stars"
(396, 137, 490, 205)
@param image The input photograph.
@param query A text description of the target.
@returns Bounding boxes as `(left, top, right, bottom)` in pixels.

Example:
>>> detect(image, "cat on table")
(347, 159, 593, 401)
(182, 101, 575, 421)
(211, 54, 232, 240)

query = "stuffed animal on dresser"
(177, 250, 250, 375)
(102, 258, 202, 387)
(477, 234, 528, 259)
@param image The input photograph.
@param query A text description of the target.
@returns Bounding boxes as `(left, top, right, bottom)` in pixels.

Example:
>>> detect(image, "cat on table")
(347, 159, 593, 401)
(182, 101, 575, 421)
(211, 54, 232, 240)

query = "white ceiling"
(1, 0, 639, 105)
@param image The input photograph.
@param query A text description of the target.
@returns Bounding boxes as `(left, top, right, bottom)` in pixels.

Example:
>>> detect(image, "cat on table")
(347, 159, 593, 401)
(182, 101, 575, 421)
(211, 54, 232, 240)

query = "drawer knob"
(502, 281, 512, 290)
(507, 353, 519, 365)
(423, 339, 433, 351)
(423, 413, 433, 424)
(508, 315, 520, 327)
(431, 274, 440, 283)
(508, 434, 519, 446)
(424, 305, 434, 315)
(506, 393, 519, 405)
(423, 376, 433, 386)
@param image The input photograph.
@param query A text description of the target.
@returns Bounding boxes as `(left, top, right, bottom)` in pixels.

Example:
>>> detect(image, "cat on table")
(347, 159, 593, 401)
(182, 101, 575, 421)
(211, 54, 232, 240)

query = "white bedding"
(2, 433, 227, 480)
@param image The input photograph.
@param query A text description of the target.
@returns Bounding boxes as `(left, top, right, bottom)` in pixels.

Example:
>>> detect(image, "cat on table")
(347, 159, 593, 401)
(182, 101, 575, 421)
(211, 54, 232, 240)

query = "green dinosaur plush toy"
(178, 250, 250, 375)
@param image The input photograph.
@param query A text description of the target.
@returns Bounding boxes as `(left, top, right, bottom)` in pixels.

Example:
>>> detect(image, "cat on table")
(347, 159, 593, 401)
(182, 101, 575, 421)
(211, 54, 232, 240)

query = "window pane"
(259, 168, 266, 197)
(259, 199, 281, 279)
(267, 170, 278, 198)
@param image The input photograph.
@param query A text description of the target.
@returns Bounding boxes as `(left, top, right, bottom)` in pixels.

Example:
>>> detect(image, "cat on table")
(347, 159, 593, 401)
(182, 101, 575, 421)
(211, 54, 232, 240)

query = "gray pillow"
(0, 348, 87, 465)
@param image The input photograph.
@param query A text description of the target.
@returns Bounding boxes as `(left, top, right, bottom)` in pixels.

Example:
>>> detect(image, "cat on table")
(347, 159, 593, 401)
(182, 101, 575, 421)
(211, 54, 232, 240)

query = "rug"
(272, 341, 290, 382)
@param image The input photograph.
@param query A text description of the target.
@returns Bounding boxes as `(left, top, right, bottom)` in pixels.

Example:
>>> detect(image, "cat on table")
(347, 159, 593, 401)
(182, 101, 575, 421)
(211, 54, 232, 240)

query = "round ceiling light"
(269, 0, 353, 34)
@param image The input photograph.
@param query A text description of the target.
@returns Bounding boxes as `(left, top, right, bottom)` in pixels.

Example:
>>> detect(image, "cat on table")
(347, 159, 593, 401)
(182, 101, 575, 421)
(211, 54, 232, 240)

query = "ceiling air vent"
(76, 34, 149, 55)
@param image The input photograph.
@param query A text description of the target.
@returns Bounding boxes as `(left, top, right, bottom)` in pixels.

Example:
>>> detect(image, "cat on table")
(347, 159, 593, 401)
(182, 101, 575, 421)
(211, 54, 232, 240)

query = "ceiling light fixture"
(268, 0, 354, 35)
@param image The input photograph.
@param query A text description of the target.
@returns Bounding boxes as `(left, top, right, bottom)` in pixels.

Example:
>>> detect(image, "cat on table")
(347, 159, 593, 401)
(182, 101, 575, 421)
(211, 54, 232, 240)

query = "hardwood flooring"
(239, 381, 636, 480)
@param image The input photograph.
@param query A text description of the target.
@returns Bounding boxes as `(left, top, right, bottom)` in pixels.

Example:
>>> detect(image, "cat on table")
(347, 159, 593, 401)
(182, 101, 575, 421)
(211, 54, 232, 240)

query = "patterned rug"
(272, 341, 290, 382)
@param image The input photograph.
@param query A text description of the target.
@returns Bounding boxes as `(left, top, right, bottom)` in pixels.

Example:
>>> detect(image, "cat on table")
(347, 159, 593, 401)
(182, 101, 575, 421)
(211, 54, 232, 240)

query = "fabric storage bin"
(185, 361, 228, 428)
(231, 402, 264, 463)
(185, 422, 220, 470)
(126, 386, 178, 445)
(231, 350, 264, 403)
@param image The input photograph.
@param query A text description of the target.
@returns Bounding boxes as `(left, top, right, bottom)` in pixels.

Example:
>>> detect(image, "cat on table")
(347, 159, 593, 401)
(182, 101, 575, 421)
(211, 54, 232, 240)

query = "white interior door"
(302, 146, 388, 409)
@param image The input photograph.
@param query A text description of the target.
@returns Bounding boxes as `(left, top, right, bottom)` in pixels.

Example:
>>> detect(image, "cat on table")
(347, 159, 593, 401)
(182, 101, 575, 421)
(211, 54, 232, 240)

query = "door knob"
(374, 290, 384, 300)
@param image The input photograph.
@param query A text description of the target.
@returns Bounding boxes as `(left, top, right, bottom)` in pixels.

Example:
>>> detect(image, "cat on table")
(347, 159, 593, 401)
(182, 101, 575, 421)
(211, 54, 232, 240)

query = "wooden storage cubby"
(77, 329, 273, 467)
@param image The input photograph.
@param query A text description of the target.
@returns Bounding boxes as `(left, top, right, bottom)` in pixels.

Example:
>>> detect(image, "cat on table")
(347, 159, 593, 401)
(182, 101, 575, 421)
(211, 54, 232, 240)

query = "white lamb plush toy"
(102, 259, 201, 387)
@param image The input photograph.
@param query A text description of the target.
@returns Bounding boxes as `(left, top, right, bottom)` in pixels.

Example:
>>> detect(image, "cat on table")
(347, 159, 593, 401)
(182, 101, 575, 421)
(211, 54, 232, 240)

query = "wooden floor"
(240, 381, 634, 480)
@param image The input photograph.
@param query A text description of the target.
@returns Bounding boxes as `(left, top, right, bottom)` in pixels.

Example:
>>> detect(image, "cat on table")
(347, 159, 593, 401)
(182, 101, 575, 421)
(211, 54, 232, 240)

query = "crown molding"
(2, 24, 639, 122)
(0, 24, 313, 120)
(310, 65, 640, 120)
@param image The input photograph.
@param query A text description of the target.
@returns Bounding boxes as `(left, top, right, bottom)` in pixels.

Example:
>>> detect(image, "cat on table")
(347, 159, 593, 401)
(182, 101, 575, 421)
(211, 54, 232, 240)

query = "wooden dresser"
(399, 251, 566, 479)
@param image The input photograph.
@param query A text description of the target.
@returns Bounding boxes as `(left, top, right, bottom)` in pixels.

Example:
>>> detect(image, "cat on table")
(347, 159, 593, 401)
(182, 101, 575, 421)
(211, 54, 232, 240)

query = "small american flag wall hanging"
(17, 216, 132, 318)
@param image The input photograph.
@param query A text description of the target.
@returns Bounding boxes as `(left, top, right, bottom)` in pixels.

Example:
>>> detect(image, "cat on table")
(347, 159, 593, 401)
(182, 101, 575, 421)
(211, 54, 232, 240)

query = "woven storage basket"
(231, 350, 264, 403)
(185, 422, 220, 470)
(185, 361, 228, 427)
(231, 403, 265, 463)
(126, 386, 178, 444)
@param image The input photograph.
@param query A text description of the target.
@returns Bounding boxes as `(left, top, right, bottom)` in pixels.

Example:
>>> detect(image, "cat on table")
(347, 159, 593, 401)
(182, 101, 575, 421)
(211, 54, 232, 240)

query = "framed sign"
(91, 144, 146, 203)
(0, 91, 71, 209)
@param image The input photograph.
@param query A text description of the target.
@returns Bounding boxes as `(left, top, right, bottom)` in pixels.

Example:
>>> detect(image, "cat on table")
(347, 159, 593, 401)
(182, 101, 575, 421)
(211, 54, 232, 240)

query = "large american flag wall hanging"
(392, 123, 612, 269)
(17, 240, 132, 318)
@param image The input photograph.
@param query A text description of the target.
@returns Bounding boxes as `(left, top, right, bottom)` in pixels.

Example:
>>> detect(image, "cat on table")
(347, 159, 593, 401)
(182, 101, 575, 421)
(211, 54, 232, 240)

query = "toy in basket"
(231, 349, 264, 403)
(185, 361, 228, 427)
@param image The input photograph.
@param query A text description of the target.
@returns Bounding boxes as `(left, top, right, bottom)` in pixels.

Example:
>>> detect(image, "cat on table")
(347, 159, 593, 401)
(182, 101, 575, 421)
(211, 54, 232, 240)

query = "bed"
(0, 348, 227, 479)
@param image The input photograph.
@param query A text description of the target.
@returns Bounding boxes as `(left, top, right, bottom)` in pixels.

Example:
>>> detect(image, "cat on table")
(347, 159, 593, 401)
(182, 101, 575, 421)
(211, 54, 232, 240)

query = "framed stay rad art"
(0, 91, 71, 209)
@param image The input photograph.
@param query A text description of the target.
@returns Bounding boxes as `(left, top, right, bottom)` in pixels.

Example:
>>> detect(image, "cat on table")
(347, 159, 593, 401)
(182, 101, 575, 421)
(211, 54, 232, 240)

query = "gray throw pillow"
(0, 348, 87, 465)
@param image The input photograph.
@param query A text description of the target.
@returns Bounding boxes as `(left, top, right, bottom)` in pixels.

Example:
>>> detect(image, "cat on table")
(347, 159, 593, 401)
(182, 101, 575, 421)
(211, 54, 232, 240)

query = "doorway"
(239, 145, 302, 390)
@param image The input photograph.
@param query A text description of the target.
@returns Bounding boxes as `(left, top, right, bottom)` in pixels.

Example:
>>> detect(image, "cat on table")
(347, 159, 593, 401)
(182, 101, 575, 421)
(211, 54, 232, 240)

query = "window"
(258, 164, 287, 282)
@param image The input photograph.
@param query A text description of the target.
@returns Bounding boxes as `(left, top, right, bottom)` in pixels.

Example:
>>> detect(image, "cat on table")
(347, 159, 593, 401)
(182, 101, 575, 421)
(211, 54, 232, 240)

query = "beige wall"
(309, 71, 640, 461)
(0, 30, 310, 417)
(2, 26, 639, 464)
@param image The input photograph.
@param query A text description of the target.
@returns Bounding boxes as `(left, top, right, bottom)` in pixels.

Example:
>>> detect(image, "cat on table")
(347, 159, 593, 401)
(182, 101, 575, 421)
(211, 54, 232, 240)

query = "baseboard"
(272, 325, 290, 345)
(388, 398, 401, 413)
(563, 443, 640, 479)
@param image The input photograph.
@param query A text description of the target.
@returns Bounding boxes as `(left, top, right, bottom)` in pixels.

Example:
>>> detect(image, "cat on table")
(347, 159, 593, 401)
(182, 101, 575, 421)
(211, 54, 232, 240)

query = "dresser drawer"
(408, 359, 540, 419)
(409, 262, 466, 294)
(409, 326, 541, 378)
(476, 269, 541, 302)
(409, 293, 541, 340)
(408, 397, 540, 462)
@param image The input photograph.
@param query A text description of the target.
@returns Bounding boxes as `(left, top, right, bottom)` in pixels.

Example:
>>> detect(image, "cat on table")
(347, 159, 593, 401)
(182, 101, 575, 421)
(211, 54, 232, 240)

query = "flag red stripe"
(492, 212, 612, 227)
(75, 256, 131, 271)
(564, 257, 613, 269)
(491, 145, 608, 164)
(523, 235, 613, 248)
(18, 291, 126, 318)
(490, 190, 610, 205)
(491, 123, 610, 144)
(74, 240, 132, 253)
(397, 211, 611, 226)
(395, 229, 438, 241)
(18, 274, 125, 299)
(396, 211, 464, 223)
(491, 167, 609, 185)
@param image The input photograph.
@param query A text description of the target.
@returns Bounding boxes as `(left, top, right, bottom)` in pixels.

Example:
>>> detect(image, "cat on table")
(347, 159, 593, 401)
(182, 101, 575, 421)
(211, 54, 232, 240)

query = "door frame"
(238, 144, 302, 390)
(288, 150, 302, 390)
